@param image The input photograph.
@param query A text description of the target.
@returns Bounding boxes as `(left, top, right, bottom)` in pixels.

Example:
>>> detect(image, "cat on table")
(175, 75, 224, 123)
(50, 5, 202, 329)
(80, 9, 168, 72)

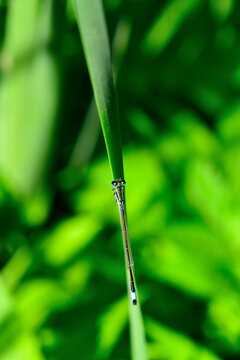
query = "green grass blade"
(73, 1, 148, 359)
(73, 0, 123, 180)
(126, 274, 148, 360)
(130, 302, 149, 360)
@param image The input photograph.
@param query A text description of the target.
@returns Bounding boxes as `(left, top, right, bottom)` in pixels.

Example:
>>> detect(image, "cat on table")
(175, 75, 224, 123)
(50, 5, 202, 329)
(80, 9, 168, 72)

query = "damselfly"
(111, 179, 137, 305)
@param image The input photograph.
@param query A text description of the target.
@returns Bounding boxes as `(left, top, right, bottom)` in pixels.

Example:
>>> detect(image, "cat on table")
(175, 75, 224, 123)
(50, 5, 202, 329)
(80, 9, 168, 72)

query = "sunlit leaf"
(146, 318, 222, 360)
(96, 295, 128, 359)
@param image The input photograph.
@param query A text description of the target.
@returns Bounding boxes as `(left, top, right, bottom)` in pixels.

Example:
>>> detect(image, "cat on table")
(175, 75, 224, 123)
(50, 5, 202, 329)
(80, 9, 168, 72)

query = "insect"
(111, 179, 137, 305)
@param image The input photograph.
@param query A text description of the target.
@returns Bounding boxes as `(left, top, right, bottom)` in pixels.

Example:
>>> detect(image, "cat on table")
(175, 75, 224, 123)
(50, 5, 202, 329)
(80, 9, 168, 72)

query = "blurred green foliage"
(0, 0, 240, 359)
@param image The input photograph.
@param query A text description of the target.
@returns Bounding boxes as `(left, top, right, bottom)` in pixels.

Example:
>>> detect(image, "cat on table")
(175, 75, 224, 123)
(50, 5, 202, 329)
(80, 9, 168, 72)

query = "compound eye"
(121, 180, 126, 186)
(111, 181, 117, 187)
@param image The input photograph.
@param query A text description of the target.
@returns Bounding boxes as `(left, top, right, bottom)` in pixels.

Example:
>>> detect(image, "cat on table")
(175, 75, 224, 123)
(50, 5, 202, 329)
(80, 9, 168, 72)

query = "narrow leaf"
(73, 0, 123, 180)
(73, 1, 148, 359)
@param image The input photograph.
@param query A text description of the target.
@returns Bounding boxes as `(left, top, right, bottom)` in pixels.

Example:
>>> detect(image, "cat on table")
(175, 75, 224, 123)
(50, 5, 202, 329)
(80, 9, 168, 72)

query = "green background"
(0, 0, 240, 359)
